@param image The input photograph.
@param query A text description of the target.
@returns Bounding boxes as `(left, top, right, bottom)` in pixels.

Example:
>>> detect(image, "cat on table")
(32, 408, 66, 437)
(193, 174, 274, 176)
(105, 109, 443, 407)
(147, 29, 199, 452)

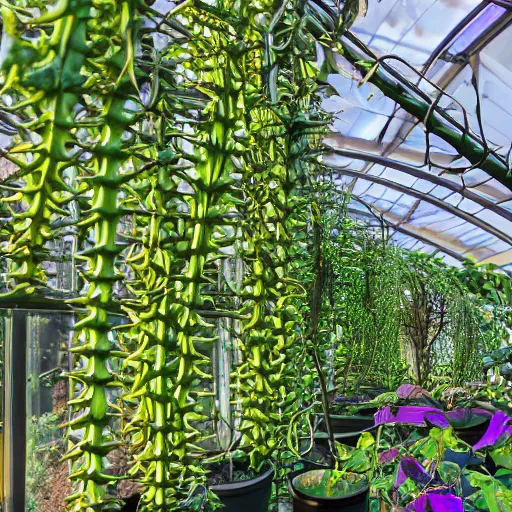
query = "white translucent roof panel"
(351, 0, 480, 74)
(322, 0, 512, 268)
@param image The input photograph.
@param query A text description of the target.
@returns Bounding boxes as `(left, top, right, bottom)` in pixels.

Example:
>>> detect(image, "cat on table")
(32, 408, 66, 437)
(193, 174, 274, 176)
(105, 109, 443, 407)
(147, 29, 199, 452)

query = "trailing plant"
(323, 213, 406, 393)
(119, 139, 201, 508)
(400, 252, 485, 388)
(235, 0, 332, 476)
(0, 1, 144, 510)
(0, 2, 85, 299)
(111, 0, 250, 507)
(0, 3, 103, 304)
(64, 2, 143, 510)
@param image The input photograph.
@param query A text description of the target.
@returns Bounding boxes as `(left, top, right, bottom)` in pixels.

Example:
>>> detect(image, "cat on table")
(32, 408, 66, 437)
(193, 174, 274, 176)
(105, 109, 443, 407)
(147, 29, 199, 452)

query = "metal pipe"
(2, 310, 27, 512)
(329, 166, 512, 246)
(345, 206, 465, 262)
(341, 34, 511, 189)
(323, 147, 512, 222)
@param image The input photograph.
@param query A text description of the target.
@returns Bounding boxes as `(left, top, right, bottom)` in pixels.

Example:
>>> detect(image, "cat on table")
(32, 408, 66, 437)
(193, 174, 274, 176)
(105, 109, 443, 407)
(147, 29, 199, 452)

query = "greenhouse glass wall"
(0, 1, 511, 511)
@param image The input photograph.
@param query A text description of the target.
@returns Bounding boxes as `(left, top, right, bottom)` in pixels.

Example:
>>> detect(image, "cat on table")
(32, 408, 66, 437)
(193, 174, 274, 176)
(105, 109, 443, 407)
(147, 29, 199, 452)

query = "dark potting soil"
(206, 461, 264, 486)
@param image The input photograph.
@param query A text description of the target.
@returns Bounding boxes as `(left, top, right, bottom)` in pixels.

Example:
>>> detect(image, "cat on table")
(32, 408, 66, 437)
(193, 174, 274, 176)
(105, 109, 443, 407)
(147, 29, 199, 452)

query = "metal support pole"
(3, 310, 26, 512)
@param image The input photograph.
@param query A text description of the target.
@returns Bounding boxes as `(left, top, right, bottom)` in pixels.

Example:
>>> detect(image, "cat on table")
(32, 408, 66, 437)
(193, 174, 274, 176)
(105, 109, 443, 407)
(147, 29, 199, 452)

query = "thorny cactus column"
(118, 2, 245, 509)
(0, 1, 92, 297)
(237, 0, 327, 470)
(0, 0, 145, 508)
(165, 0, 243, 479)
(121, 161, 188, 509)
(66, 95, 136, 511)
(63, 1, 142, 510)
(121, 148, 209, 509)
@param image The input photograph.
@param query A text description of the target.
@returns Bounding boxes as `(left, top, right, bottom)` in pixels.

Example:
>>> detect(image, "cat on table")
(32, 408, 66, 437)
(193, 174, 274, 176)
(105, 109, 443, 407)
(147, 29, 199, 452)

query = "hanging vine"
(62, 1, 143, 510)
(0, 1, 92, 298)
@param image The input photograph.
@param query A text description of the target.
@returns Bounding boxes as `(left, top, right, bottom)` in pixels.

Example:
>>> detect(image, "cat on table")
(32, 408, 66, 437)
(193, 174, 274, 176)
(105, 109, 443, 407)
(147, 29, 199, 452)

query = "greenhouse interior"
(1, 0, 512, 511)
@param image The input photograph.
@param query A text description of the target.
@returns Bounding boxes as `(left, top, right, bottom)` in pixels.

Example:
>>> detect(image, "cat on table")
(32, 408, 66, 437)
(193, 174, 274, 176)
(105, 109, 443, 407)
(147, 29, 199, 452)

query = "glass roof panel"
(323, 0, 512, 268)
(351, 0, 481, 73)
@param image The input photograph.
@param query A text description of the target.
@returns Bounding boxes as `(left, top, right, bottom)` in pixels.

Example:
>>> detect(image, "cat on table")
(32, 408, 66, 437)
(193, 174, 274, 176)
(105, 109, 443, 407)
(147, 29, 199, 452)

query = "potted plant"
(316, 386, 386, 448)
(315, 214, 407, 446)
(371, 415, 512, 512)
(360, 402, 511, 509)
(287, 203, 371, 511)
(369, 383, 497, 447)
(207, 457, 275, 512)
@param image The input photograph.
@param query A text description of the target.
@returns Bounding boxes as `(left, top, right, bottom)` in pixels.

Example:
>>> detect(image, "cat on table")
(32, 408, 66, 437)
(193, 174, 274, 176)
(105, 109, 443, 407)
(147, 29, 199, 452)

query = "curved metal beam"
(493, 1, 512, 10)
(345, 205, 465, 262)
(374, 5, 512, 174)
(421, 2, 490, 74)
(372, 4, 512, 179)
(323, 147, 512, 222)
(328, 166, 512, 246)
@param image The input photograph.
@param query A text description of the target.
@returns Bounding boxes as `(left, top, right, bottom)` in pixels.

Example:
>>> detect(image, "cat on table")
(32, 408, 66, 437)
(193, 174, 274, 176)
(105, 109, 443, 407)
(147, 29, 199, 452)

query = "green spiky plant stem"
(0, 1, 90, 299)
(63, 0, 142, 508)
(121, 154, 210, 509)
(237, 0, 333, 475)
(65, 90, 136, 511)
(118, 3, 246, 508)
(122, 185, 185, 509)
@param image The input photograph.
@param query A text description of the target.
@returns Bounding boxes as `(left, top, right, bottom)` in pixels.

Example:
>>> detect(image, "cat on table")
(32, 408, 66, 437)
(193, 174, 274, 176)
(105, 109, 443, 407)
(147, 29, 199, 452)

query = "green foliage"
(369, 423, 512, 512)
(26, 411, 66, 512)
(0, 0, 344, 508)
(460, 262, 512, 415)
(234, 2, 329, 472)
(325, 218, 406, 392)
(0, 1, 144, 510)
(319, 224, 504, 392)
(3, 1, 512, 511)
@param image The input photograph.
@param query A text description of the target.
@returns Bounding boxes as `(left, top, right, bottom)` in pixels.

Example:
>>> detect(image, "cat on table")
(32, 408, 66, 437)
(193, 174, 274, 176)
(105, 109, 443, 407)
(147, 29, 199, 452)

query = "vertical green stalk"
(0, 0, 91, 298)
(64, 1, 142, 509)
(120, 2, 246, 507)
(121, 156, 207, 509)
(66, 92, 136, 510)
(237, 0, 330, 471)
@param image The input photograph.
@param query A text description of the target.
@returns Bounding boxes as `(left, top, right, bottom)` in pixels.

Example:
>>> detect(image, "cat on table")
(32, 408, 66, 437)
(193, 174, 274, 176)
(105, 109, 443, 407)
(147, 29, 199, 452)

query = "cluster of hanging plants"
(0, 0, 361, 510)
(317, 207, 504, 393)
(5, 1, 507, 510)
(323, 211, 406, 393)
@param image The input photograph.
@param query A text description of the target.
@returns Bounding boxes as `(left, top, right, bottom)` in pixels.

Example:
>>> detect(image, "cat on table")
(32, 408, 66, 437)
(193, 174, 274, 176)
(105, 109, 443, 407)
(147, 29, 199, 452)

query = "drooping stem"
(341, 39, 510, 189)
(66, 91, 137, 511)
(310, 204, 336, 459)
(0, 1, 91, 298)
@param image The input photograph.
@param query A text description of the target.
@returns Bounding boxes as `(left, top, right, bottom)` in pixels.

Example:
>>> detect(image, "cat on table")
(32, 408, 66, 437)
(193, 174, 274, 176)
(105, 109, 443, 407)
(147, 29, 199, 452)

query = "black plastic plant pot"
(316, 414, 375, 434)
(454, 420, 490, 446)
(210, 466, 274, 512)
(289, 469, 369, 512)
(329, 415, 375, 434)
(316, 415, 375, 448)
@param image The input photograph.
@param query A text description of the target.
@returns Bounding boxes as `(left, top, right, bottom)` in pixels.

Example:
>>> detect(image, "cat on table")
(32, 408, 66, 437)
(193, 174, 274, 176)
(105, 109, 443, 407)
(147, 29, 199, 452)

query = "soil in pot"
(289, 469, 369, 512)
(121, 494, 141, 511)
(328, 415, 375, 435)
(208, 461, 274, 512)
